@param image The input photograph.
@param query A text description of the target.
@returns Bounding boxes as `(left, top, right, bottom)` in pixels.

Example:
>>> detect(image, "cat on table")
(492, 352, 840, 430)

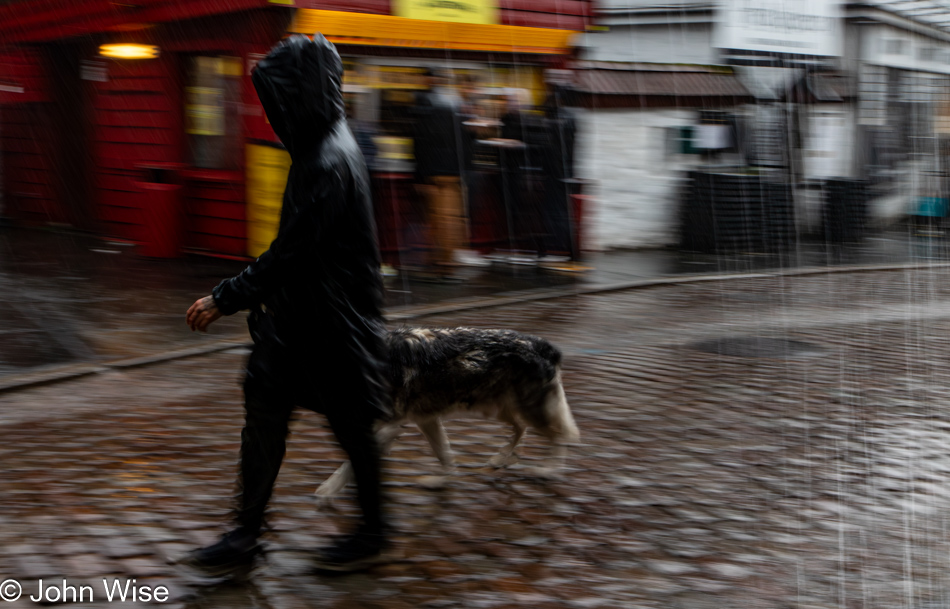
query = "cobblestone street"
(6, 269, 950, 608)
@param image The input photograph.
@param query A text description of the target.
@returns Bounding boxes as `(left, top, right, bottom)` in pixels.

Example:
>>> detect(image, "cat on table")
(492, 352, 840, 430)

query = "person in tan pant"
(412, 69, 469, 280)
(423, 176, 467, 270)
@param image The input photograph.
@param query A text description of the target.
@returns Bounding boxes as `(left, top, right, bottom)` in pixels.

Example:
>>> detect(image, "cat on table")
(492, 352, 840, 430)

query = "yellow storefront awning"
(290, 9, 578, 55)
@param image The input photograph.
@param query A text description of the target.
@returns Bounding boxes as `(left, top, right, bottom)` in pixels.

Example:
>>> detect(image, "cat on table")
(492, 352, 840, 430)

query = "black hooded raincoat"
(212, 34, 388, 420)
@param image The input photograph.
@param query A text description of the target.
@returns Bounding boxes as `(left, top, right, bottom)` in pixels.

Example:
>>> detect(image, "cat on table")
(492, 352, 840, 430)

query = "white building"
(578, 0, 950, 250)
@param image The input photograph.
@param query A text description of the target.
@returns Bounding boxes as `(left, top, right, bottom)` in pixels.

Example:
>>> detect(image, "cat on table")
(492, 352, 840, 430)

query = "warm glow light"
(99, 43, 159, 59)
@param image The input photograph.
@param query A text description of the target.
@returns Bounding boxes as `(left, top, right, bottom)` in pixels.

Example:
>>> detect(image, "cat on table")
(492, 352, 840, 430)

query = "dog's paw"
(488, 453, 519, 468)
(417, 475, 450, 490)
(313, 487, 338, 510)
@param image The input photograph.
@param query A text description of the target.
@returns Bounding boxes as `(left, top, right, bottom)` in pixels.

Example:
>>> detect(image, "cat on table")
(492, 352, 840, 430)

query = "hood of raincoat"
(251, 33, 345, 157)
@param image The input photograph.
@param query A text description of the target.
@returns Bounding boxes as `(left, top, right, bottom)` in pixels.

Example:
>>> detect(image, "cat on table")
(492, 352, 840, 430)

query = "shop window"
(883, 39, 906, 56)
(919, 46, 937, 62)
(696, 111, 740, 154)
(666, 126, 700, 156)
(185, 55, 242, 170)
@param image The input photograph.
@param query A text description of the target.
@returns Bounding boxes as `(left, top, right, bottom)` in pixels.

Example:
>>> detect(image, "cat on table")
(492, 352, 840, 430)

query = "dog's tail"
(544, 369, 580, 443)
(530, 339, 579, 443)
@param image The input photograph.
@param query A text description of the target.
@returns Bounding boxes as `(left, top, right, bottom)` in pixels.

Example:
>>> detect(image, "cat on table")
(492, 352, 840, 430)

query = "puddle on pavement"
(690, 337, 826, 359)
(0, 307, 85, 371)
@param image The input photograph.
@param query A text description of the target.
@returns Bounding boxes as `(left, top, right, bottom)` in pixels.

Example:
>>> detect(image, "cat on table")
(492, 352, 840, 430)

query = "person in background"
(346, 93, 396, 277)
(457, 74, 491, 267)
(540, 84, 579, 264)
(499, 89, 546, 263)
(412, 69, 468, 281)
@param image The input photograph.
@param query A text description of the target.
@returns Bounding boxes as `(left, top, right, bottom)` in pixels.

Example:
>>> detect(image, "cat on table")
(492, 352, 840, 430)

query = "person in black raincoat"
(182, 33, 391, 575)
(540, 85, 578, 259)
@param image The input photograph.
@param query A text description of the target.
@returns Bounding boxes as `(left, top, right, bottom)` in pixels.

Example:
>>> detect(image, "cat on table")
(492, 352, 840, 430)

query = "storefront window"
(185, 55, 241, 170)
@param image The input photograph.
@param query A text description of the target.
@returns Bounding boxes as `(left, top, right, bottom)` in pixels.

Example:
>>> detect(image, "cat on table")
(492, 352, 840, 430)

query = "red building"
(0, 1, 590, 260)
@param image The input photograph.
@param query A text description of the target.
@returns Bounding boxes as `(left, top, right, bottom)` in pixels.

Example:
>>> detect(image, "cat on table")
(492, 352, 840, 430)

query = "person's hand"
(186, 295, 222, 332)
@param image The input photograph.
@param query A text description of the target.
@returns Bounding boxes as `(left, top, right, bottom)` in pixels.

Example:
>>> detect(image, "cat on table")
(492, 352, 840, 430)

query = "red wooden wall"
(91, 56, 180, 244)
(499, 0, 592, 30)
(0, 48, 60, 225)
(1, 104, 62, 225)
(182, 170, 246, 257)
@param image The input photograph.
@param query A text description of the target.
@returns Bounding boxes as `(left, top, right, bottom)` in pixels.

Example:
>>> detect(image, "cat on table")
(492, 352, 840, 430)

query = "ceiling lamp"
(99, 43, 159, 59)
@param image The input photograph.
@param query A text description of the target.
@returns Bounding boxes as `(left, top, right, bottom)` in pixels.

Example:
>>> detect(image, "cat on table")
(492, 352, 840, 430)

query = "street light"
(99, 43, 159, 59)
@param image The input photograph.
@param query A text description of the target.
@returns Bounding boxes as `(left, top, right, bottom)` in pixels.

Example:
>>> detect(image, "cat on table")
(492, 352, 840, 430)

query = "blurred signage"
(291, 10, 574, 54)
(394, 0, 498, 25)
(695, 124, 732, 150)
(345, 66, 427, 90)
(715, 0, 843, 58)
(80, 60, 108, 82)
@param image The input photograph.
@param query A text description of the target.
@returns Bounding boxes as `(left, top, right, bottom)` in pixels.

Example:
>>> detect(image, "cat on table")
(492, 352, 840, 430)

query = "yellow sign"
(345, 66, 428, 90)
(246, 143, 291, 258)
(292, 10, 576, 55)
(185, 87, 224, 136)
(395, 0, 497, 25)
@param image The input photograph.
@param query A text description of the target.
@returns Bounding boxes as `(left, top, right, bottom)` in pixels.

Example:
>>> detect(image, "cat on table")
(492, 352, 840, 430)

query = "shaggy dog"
(315, 327, 579, 502)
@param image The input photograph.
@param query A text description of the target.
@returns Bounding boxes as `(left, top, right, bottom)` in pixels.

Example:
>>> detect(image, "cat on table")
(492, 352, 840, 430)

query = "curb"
(0, 340, 251, 394)
(3, 260, 950, 394)
(390, 260, 950, 319)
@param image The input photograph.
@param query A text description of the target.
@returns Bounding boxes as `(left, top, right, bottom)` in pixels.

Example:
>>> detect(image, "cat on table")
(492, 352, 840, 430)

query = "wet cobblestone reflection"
(4, 270, 950, 607)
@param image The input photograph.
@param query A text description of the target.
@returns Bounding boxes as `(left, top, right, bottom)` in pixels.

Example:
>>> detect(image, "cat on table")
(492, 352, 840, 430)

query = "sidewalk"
(3, 267, 950, 607)
(3, 224, 950, 388)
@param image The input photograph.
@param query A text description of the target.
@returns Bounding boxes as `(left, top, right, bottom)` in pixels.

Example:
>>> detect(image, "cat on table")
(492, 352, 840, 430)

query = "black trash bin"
(822, 178, 869, 244)
(681, 171, 795, 253)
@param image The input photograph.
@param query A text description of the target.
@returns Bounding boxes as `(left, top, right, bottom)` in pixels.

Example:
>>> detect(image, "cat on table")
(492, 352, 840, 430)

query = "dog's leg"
(416, 419, 456, 489)
(314, 423, 404, 508)
(488, 421, 525, 468)
(375, 423, 405, 456)
(523, 440, 569, 480)
(314, 461, 353, 508)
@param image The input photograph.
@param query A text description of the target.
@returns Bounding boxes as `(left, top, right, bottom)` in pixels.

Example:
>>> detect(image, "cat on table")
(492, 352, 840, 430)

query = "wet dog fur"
(315, 327, 579, 502)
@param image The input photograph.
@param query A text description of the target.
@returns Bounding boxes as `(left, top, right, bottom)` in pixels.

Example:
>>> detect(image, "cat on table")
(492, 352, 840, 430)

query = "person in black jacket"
(182, 33, 391, 575)
(412, 69, 467, 278)
(540, 86, 578, 259)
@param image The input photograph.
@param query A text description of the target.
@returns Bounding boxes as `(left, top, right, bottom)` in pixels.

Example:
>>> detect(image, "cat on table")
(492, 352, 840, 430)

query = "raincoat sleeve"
(211, 172, 345, 315)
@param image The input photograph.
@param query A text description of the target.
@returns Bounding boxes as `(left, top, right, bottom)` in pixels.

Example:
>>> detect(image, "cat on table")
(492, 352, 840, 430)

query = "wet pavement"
(4, 268, 950, 607)
(5, 224, 950, 380)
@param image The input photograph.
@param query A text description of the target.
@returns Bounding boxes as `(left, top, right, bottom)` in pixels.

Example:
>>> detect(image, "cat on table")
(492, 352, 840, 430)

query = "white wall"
(861, 23, 950, 75)
(586, 24, 718, 65)
(576, 108, 707, 250)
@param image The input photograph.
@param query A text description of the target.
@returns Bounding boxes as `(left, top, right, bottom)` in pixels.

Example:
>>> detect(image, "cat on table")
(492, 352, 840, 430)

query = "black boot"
(177, 527, 261, 580)
(312, 528, 393, 573)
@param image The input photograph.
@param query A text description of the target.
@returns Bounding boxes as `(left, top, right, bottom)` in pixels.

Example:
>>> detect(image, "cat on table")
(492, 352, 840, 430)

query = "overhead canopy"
(866, 0, 950, 33)
(573, 61, 753, 107)
(290, 9, 579, 55)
